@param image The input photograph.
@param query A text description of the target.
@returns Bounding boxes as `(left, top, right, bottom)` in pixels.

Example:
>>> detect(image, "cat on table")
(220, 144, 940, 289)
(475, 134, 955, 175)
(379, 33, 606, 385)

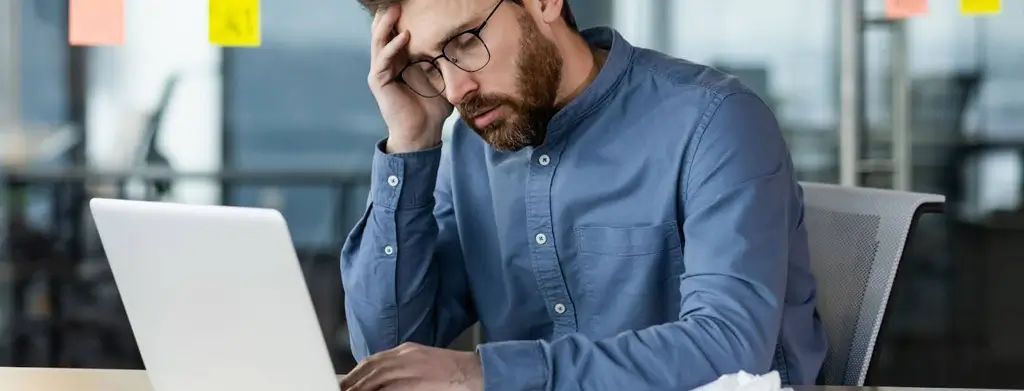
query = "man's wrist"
(385, 133, 442, 154)
(459, 350, 485, 391)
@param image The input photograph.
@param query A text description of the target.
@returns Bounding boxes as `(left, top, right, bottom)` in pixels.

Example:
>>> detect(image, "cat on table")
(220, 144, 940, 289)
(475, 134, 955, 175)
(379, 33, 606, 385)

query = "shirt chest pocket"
(572, 221, 684, 303)
(575, 221, 683, 257)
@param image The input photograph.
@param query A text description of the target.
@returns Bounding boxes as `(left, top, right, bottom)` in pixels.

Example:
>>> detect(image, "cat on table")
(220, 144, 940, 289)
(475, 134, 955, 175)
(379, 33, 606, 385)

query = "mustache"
(459, 93, 518, 118)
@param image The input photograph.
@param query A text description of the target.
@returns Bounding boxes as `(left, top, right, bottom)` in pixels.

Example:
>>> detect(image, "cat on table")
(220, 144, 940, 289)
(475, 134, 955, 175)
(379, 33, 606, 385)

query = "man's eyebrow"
(435, 19, 478, 50)
(409, 19, 479, 61)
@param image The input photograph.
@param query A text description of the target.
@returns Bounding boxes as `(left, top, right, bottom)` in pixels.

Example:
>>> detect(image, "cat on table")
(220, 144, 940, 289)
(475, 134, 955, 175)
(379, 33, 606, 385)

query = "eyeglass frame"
(394, 0, 506, 98)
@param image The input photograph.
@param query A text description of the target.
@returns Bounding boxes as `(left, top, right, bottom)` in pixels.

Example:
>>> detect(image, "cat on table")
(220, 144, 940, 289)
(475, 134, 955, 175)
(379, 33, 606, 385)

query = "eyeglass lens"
(401, 32, 491, 97)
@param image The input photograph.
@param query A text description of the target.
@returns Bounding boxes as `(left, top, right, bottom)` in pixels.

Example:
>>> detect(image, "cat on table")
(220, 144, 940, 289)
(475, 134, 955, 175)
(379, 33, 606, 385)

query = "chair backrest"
(799, 182, 944, 386)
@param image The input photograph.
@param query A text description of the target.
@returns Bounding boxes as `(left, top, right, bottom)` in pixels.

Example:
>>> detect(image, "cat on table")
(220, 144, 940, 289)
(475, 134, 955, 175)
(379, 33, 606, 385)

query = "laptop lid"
(89, 198, 340, 391)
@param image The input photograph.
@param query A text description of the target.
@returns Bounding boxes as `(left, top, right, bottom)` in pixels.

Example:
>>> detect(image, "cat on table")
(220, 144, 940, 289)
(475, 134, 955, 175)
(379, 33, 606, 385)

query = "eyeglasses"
(396, 0, 505, 98)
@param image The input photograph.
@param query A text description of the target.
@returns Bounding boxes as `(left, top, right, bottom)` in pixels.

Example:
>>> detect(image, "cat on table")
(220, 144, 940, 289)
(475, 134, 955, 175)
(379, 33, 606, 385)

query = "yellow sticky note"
(961, 0, 1001, 14)
(68, 0, 125, 46)
(886, 0, 928, 19)
(209, 0, 262, 46)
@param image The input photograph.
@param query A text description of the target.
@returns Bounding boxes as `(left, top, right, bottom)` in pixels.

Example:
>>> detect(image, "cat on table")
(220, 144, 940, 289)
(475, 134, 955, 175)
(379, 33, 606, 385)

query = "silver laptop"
(89, 198, 340, 391)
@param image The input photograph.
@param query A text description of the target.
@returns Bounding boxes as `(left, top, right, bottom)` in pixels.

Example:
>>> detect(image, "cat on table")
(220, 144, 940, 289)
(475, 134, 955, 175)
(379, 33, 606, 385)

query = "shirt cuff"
(369, 138, 442, 210)
(476, 340, 548, 391)
(370, 138, 446, 210)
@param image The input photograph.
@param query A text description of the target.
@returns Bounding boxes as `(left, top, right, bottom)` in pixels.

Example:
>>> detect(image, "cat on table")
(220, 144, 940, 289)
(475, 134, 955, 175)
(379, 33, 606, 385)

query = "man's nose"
(439, 63, 478, 105)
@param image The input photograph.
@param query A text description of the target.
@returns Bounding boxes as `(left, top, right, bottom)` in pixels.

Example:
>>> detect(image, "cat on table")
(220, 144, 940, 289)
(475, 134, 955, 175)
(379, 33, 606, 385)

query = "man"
(339, 0, 828, 390)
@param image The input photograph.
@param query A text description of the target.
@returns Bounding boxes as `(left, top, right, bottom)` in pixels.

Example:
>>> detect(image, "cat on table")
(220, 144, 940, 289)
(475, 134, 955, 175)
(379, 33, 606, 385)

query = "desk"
(0, 368, 1008, 391)
(0, 367, 346, 390)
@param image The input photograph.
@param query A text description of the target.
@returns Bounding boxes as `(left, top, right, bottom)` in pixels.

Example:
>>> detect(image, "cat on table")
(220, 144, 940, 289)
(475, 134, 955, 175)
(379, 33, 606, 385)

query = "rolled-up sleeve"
(476, 92, 797, 391)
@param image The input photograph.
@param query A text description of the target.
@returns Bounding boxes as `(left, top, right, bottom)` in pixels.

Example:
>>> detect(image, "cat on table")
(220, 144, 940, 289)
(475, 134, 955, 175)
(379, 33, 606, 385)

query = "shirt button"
(538, 154, 550, 166)
(535, 233, 547, 245)
(387, 175, 399, 187)
(554, 303, 566, 314)
(383, 245, 394, 255)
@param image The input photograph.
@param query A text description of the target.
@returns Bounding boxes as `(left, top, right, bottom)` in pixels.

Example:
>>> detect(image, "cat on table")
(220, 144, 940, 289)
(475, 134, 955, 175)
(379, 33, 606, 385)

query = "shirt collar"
(544, 27, 635, 144)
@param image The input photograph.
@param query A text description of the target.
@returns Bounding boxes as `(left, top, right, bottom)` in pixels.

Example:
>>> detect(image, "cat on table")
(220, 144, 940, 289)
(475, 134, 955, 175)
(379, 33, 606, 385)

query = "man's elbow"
(684, 310, 779, 375)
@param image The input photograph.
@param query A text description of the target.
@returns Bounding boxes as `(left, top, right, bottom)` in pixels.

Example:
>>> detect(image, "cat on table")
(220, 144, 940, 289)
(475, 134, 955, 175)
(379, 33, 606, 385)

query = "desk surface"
(0, 367, 344, 390)
(0, 367, 1008, 391)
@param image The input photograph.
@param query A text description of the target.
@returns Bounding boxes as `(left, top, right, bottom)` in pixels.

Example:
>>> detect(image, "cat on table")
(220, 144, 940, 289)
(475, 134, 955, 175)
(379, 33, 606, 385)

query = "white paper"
(691, 370, 794, 391)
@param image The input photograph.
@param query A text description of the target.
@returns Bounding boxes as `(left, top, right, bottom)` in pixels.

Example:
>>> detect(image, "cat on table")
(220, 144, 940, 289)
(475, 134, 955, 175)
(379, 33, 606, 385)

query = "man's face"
(398, 0, 563, 151)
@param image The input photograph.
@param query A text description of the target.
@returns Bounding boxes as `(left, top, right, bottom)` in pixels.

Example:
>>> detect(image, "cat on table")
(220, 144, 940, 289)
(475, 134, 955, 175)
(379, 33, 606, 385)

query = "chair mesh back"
(800, 182, 944, 386)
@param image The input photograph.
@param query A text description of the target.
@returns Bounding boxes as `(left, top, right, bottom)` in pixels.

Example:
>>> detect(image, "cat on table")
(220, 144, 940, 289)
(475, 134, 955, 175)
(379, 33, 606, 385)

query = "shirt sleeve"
(341, 139, 477, 359)
(475, 92, 799, 391)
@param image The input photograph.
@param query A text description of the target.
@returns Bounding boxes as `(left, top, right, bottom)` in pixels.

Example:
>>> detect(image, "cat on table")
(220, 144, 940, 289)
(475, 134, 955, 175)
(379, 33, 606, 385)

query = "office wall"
(84, 1, 222, 205)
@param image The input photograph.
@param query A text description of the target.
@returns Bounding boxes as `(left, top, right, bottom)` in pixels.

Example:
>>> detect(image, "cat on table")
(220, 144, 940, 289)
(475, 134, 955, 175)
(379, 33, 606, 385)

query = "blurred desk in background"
(0, 367, 1016, 391)
(0, 125, 81, 169)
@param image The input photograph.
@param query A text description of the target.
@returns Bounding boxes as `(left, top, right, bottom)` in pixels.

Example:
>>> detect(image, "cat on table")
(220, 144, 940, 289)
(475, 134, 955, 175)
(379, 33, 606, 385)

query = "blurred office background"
(1, 0, 1023, 387)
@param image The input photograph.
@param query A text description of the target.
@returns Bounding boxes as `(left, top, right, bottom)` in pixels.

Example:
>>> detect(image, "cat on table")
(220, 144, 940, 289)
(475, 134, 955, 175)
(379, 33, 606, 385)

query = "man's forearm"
(476, 291, 781, 391)
(341, 140, 447, 359)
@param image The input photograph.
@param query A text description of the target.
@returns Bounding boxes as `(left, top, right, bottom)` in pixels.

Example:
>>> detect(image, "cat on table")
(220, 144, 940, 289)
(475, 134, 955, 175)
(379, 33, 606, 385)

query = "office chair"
(800, 182, 943, 385)
(120, 74, 179, 200)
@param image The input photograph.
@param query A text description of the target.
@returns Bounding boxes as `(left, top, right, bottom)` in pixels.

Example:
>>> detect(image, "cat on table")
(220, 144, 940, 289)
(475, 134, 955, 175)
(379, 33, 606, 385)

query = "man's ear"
(537, 0, 565, 25)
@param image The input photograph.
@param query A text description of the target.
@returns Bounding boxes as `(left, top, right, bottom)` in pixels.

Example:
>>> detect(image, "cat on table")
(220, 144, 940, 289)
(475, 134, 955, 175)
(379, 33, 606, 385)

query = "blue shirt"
(341, 27, 827, 391)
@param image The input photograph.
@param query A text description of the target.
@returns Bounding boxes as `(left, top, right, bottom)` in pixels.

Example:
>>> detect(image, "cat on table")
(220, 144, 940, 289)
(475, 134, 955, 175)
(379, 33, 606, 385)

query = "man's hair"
(358, 0, 578, 31)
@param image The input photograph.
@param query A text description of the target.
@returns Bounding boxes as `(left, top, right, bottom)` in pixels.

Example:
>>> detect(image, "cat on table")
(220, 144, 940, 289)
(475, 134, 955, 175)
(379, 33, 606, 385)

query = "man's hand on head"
(340, 342, 484, 391)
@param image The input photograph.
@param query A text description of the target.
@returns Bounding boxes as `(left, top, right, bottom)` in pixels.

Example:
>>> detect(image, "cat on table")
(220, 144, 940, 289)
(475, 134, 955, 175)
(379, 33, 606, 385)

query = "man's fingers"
(371, 7, 382, 30)
(370, 5, 392, 34)
(380, 378, 426, 391)
(348, 367, 398, 391)
(371, 6, 400, 54)
(340, 346, 407, 389)
(339, 367, 363, 389)
(344, 360, 409, 391)
(372, 30, 409, 80)
(341, 355, 378, 389)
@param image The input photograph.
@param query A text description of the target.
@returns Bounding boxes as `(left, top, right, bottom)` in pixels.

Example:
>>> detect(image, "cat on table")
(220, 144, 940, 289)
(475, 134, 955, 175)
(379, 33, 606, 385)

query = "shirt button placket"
(528, 148, 577, 333)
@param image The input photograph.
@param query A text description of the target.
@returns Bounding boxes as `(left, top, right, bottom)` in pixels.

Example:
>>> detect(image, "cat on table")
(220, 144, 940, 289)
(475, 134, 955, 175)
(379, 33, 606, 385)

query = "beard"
(458, 13, 563, 152)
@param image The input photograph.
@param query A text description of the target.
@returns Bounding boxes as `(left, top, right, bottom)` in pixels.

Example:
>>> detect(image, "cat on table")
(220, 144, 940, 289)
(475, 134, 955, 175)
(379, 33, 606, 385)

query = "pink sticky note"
(886, 0, 929, 18)
(69, 0, 125, 45)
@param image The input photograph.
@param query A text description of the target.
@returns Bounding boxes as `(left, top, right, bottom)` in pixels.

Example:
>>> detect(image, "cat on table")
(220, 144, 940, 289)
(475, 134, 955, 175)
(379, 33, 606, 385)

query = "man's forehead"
(397, 0, 491, 53)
